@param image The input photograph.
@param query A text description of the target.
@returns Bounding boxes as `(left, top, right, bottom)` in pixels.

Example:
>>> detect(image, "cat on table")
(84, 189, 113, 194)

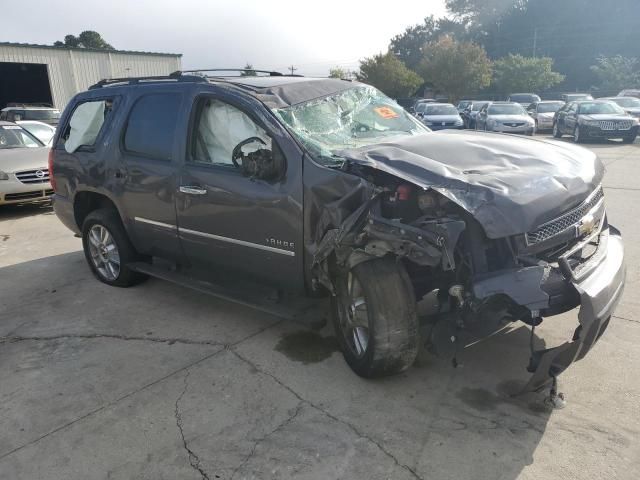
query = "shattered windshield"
(272, 86, 427, 165)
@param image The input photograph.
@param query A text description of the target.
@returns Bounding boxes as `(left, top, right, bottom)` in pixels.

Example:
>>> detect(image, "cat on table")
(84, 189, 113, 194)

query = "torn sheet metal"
(522, 228, 625, 392)
(336, 131, 604, 238)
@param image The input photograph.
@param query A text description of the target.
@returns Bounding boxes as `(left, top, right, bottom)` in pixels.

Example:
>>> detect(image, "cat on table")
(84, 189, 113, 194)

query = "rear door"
(174, 86, 304, 289)
(111, 90, 184, 260)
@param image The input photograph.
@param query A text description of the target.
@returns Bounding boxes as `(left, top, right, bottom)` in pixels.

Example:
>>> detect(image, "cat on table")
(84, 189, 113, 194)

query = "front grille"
(526, 187, 604, 245)
(599, 120, 633, 131)
(4, 189, 51, 201)
(15, 168, 50, 184)
(501, 122, 524, 127)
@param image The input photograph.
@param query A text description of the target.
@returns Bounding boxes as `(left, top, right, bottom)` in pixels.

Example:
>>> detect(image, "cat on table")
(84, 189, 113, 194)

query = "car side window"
(568, 103, 578, 114)
(123, 93, 182, 161)
(188, 97, 272, 167)
(63, 99, 114, 153)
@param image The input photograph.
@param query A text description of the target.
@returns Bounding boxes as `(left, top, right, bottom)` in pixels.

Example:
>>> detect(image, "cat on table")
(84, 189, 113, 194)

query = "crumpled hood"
(0, 147, 49, 173)
(338, 130, 604, 238)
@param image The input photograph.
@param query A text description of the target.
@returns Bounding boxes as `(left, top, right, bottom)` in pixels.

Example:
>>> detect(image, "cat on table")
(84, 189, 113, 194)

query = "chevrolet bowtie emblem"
(578, 214, 596, 236)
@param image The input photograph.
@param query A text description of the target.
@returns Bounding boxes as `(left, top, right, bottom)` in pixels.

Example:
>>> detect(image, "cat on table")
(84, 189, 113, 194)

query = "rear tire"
(82, 208, 148, 287)
(331, 257, 419, 378)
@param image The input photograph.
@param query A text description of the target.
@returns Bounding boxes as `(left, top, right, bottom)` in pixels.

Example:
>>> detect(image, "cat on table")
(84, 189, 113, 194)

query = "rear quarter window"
(62, 99, 115, 153)
(123, 93, 182, 160)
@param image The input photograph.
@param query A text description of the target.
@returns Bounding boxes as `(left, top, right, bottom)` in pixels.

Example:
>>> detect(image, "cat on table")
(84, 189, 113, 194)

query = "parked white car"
(0, 122, 52, 205)
(16, 120, 56, 145)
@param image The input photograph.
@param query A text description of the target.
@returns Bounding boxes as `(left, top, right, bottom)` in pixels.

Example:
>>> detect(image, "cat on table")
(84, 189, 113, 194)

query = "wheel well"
(73, 192, 119, 229)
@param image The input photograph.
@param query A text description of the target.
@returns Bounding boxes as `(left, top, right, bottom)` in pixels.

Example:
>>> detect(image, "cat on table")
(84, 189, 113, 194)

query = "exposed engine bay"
(308, 142, 624, 398)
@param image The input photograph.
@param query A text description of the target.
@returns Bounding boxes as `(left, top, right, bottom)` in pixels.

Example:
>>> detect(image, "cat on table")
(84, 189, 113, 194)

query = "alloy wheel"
(340, 272, 370, 358)
(87, 224, 120, 281)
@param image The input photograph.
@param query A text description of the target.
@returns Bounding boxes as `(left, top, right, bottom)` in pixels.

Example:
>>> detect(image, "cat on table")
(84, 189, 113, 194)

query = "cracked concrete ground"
(1, 138, 639, 480)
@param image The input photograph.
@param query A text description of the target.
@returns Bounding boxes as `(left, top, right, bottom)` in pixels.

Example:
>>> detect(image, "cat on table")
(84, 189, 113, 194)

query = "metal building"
(0, 42, 182, 110)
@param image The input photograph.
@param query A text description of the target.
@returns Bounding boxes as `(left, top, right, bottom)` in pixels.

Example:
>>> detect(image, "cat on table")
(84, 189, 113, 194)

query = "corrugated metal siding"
(0, 45, 181, 109)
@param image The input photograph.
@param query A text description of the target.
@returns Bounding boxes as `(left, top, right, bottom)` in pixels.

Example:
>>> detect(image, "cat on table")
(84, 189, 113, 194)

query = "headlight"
(0, 171, 9, 181)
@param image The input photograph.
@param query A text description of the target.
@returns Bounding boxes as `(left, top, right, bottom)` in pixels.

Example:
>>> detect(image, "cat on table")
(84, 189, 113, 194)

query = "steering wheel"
(231, 137, 267, 168)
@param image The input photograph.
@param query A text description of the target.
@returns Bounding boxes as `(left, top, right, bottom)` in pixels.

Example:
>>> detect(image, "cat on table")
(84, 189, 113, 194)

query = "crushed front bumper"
(473, 226, 625, 392)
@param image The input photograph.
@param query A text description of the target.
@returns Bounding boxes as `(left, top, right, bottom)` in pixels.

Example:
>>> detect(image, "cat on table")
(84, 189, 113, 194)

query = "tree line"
(330, 0, 640, 100)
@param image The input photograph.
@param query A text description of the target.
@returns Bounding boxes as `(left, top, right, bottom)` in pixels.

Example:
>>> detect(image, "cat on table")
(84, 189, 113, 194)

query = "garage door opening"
(0, 62, 53, 109)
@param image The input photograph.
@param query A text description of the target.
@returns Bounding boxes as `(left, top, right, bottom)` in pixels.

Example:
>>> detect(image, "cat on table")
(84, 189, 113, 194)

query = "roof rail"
(176, 68, 288, 77)
(88, 73, 208, 90)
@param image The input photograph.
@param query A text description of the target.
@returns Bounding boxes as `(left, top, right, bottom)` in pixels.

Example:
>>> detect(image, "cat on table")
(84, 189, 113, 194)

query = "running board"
(128, 262, 327, 326)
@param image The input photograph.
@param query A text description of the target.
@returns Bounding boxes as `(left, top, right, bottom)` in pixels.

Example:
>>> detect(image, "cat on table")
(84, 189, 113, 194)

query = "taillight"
(48, 149, 56, 192)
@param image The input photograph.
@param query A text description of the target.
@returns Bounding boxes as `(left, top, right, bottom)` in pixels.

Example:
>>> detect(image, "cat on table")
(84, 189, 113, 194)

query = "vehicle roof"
(86, 74, 360, 109)
(536, 100, 564, 103)
(16, 120, 55, 127)
(0, 121, 17, 126)
(509, 93, 538, 95)
(600, 97, 634, 101)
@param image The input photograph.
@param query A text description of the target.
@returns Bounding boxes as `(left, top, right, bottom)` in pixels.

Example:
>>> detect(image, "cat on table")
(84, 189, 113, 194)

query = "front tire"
(331, 257, 419, 378)
(82, 208, 148, 287)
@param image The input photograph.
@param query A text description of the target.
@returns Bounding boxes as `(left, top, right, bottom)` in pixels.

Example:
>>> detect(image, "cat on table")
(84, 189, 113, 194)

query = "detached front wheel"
(331, 257, 419, 378)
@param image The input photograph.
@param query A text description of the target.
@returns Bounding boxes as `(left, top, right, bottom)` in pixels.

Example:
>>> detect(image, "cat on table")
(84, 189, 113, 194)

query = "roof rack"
(89, 73, 208, 90)
(176, 68, 289, 77)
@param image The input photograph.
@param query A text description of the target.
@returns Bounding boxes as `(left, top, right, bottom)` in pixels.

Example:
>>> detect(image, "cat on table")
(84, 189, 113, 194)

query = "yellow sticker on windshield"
(374, 106, 399, 119)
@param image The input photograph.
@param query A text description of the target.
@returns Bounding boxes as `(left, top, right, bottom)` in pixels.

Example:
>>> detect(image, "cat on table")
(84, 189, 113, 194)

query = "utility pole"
(288, 65, 297, 75)
(532, 27, 538, 57)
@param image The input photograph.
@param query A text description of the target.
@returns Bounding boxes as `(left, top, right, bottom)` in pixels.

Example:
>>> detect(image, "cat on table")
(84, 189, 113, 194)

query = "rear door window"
(123, 93, 182, 161)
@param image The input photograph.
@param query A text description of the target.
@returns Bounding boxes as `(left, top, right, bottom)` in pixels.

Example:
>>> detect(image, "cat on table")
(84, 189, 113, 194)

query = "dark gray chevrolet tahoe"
(50, 72, 625, 398)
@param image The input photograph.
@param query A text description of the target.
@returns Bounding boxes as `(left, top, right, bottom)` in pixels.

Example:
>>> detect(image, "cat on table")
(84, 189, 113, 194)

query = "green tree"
(389, 15, 467, 71)
(590, 55, 640, 93)
(328, 66, 354, 79)
(356, 53, 423, 98)
(241, 63, 257, 76)
(53, 31, 114, 50)
(417, 36, 492, 102)
(492, 54, 564, 94)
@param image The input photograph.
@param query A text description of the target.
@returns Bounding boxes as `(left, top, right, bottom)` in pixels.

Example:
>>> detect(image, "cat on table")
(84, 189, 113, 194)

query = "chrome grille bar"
(526, 186, 604, 245)
(15, 168, 50, 184)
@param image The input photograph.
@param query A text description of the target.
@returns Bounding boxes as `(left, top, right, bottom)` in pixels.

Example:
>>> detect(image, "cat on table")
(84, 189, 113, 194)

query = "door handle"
(179, 186, 207, 195)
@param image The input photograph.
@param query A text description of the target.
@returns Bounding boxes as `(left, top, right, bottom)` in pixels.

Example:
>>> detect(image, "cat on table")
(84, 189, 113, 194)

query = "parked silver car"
(0, 122, 52, 205)
(16, 120, 56, 145)
(415, 103, 464, 130)
(526, 101, 565, 131)
(475, 102, 535, 135)
(601, 97, 640, 118)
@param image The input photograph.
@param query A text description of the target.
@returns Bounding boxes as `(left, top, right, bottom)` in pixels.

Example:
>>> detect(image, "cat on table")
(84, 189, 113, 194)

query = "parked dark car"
(553, 100, 639, 143)
(526, 101, 565, 131)
(50, 73, 625, 396)
(561, 93, 593, 103)
(415, 103, 464, 130)
(601, 96, 640, 118)
(461, 101, 489, 129)
(506, 93, 541, 105)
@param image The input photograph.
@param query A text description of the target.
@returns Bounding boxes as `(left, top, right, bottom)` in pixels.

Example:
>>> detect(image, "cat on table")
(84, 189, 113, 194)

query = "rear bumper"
(52, 193, 80, 234)
(472, 226, 625, 392)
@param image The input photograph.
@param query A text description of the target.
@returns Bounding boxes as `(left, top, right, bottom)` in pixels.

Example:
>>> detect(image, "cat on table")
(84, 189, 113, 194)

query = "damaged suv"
(50, 72, 625, 394)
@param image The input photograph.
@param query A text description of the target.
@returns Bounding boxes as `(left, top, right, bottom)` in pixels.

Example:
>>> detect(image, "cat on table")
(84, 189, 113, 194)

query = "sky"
(1, 0, 448, 76)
